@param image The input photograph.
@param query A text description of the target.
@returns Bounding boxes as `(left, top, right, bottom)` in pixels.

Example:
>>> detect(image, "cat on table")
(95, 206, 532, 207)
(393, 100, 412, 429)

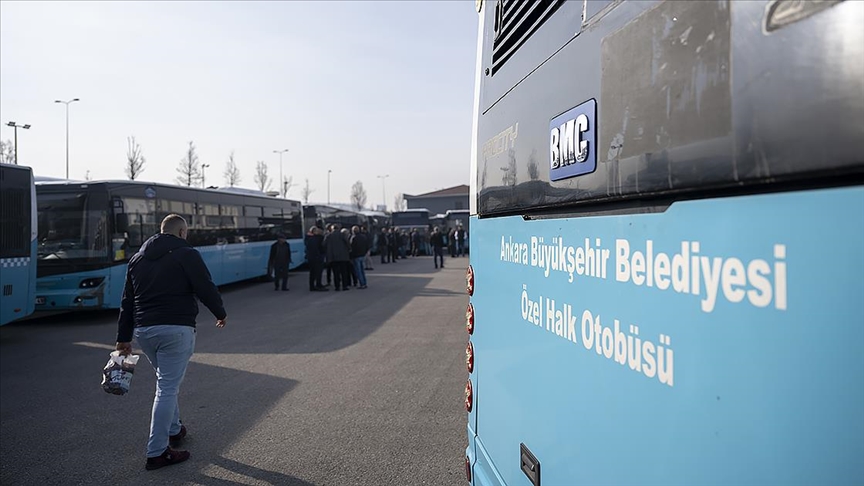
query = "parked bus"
(390, 208, 430, 230)
(465, 1, 864, 485)
(34, 180, 303, 312)
(0, 164, 37, 325)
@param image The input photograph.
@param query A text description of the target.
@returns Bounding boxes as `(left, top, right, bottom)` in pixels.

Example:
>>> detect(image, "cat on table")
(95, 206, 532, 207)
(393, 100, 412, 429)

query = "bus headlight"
(79, 277, 105, 289)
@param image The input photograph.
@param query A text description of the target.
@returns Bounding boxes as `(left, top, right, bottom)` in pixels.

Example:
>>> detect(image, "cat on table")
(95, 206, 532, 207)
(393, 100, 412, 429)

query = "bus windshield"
(37, 191, 109, 261)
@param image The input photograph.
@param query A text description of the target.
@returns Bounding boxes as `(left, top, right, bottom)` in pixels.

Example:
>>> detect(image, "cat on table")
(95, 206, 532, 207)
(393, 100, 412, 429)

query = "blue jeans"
(352, 257, 367, 287)
(135, 325, 196, 457)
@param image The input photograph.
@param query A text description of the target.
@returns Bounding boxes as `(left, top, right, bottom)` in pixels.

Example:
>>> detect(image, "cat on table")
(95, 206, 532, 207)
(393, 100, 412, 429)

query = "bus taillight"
(465, 379, 473, 412)
(466, 303, 474, 335)
(466, 341, 474, 373)
(465, 455, 472, 483)
(466, 265, 474, 296)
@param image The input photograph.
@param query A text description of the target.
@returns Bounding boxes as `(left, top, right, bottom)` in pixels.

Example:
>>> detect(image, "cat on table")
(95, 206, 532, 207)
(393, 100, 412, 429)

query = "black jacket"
(349, 233, 369, 259)
(268, 241, 293, 271)
(117, 233, 226, 342)
(304, 233, 325, 263)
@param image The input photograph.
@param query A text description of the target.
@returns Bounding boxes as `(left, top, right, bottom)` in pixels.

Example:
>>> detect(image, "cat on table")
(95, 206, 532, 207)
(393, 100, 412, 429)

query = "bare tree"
(175, 141, 201, 186)
(301, 178, 314, 204)
(350, 181, 367, 211)
(282, 176, 296, 198)
(0, 140, 15, 164)
(392, 193, 407, 212)
(125, 136, 146, 180)
(254, 161, 271, 192)
(224, 151, 241, 187)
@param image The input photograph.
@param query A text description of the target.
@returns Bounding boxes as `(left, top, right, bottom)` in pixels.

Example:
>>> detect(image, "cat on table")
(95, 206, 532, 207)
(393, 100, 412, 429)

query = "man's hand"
(115, 342, 132, 356)
(216, 316, 227, 328)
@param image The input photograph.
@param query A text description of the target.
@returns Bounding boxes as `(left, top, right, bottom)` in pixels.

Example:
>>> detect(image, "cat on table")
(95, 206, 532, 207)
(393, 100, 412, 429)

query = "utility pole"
(201, 163, 210, 188)
(5, 122, 31, 165)
(273, 149, 289, 197)
(54, 98, 80, 179)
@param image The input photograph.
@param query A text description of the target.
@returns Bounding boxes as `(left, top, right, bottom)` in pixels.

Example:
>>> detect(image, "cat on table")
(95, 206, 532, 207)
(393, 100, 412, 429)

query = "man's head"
(161, 214, 188, 239)
(277, 233, 286, 241)
(351, 225, 360, 234)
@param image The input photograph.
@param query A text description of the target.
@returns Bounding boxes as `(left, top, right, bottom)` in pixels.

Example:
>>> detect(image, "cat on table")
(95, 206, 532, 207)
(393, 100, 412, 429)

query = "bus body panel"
(476, 0, 864, 216)
(468, 186, 864, 485)
(0, 164, 36, 325)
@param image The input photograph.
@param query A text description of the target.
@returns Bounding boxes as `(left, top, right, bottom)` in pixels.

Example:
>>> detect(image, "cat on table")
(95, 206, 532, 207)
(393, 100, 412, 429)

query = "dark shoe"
(282, 288, 289, 291)
(145, 447, 190, 470)
(169, 425, 187, 447)
(316, 286, 329, 291)
(274, 287, 279, 291)
(342, 287, 350, 291)
(359, 285, 367, 289)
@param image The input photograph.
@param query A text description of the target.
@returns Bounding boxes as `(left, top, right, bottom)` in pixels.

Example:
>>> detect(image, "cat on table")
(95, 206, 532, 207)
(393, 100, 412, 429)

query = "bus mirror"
(115, 214, 129, 233)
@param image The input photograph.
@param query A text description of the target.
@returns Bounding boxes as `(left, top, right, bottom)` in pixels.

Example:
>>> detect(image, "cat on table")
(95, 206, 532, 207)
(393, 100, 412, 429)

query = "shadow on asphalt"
(3, 262, 437, 356)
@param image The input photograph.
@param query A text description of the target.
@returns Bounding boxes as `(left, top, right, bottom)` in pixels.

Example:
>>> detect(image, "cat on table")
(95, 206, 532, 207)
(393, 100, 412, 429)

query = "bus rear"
(465, 1, 864, 485)
(0, 163, 36, 325)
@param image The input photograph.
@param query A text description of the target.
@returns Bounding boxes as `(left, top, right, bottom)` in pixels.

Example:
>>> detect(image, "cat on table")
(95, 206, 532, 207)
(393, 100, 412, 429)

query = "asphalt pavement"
(0, 254, 471, 486)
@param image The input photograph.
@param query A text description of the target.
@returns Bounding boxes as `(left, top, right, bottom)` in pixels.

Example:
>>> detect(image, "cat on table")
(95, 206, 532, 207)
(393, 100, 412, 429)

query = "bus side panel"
(468, 186, 864, 485)
(0, 249, 36, 325)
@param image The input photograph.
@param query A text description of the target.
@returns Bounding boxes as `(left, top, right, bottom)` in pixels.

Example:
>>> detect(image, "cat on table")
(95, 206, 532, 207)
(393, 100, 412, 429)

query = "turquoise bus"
(464, 1, 864, 485)
(35, 180, 304, 311)
(0, 163, 37, 325)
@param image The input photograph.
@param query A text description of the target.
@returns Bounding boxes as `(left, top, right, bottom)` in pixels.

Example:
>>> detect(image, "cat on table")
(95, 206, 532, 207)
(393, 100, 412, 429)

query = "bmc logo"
(549, 99, 596, 181)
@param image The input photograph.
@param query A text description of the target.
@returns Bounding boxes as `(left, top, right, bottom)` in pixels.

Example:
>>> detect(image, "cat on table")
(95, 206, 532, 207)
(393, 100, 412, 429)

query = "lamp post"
(377, 174, 389, 210)
(54, 98, 80, 179)
(5, 121, 31, 165)
(273, 149, 289, 197)
(201, 163, 210, 188)
(327, 169, 332, 204)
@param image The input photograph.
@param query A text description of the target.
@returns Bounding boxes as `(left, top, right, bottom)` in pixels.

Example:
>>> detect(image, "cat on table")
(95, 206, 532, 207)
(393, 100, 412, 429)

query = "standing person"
(115, 214, 227, 471)
(448, 228, 457, 258)
(411, 229, 421, 257)
(350, 225, 369, 289)
(362, 226, 374, 271)
(379, 227, 389, 264)
(325, 224, 352, 291)
(304, 226, 327, 291)
(430, 226, 445, 269)
(389, 228, 399, 264)
(323, 225, 335, 287)
(455, 225, 466, 257)
(268, 233, 292, 291)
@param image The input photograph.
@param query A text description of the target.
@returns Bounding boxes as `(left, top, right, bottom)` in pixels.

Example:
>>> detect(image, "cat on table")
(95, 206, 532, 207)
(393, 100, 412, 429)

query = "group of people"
(377, 225, 468, 265)
(265, 224, 372, 292)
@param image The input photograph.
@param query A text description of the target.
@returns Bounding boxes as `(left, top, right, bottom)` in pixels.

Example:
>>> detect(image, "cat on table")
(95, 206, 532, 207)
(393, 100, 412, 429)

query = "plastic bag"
(101, 351, 140, 395)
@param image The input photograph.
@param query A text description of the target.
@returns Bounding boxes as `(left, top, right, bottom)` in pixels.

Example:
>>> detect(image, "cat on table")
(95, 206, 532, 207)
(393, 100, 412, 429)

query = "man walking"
(115, 214, 227, 471)
(268, 233, 292, 291)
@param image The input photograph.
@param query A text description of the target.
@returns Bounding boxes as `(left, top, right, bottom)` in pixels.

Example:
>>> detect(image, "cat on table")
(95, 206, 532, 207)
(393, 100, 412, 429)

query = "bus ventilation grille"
(3, 284, 12, 296)
(491, 0, 565, 75)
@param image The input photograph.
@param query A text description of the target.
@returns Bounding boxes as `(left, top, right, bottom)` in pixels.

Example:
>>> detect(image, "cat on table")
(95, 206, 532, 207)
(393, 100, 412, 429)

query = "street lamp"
(201, 163, 211, 188)
(377, 174, 389, 210)
(54, 98, 80, 179)
(5, 121, 31, 165)
(273, 149, 289, 197)
(327, 169, 332, 204)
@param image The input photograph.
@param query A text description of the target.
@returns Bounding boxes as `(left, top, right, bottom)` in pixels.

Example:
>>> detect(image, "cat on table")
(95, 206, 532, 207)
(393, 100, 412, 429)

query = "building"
(403, 184, 469, 216)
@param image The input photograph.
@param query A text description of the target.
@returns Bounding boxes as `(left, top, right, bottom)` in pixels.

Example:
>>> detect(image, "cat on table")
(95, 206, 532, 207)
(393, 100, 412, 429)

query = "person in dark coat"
(268, 233, 292, 291)
(304, 226, 327, 291)
(115, 214, 227, 470)
(350, 225, 369, 289)
(430, 226, 445, 269)
(324, 225, 352, 291)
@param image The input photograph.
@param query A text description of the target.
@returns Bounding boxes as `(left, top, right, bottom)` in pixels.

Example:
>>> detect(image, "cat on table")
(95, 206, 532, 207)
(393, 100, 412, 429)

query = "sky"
(0, 0, 479, 209)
